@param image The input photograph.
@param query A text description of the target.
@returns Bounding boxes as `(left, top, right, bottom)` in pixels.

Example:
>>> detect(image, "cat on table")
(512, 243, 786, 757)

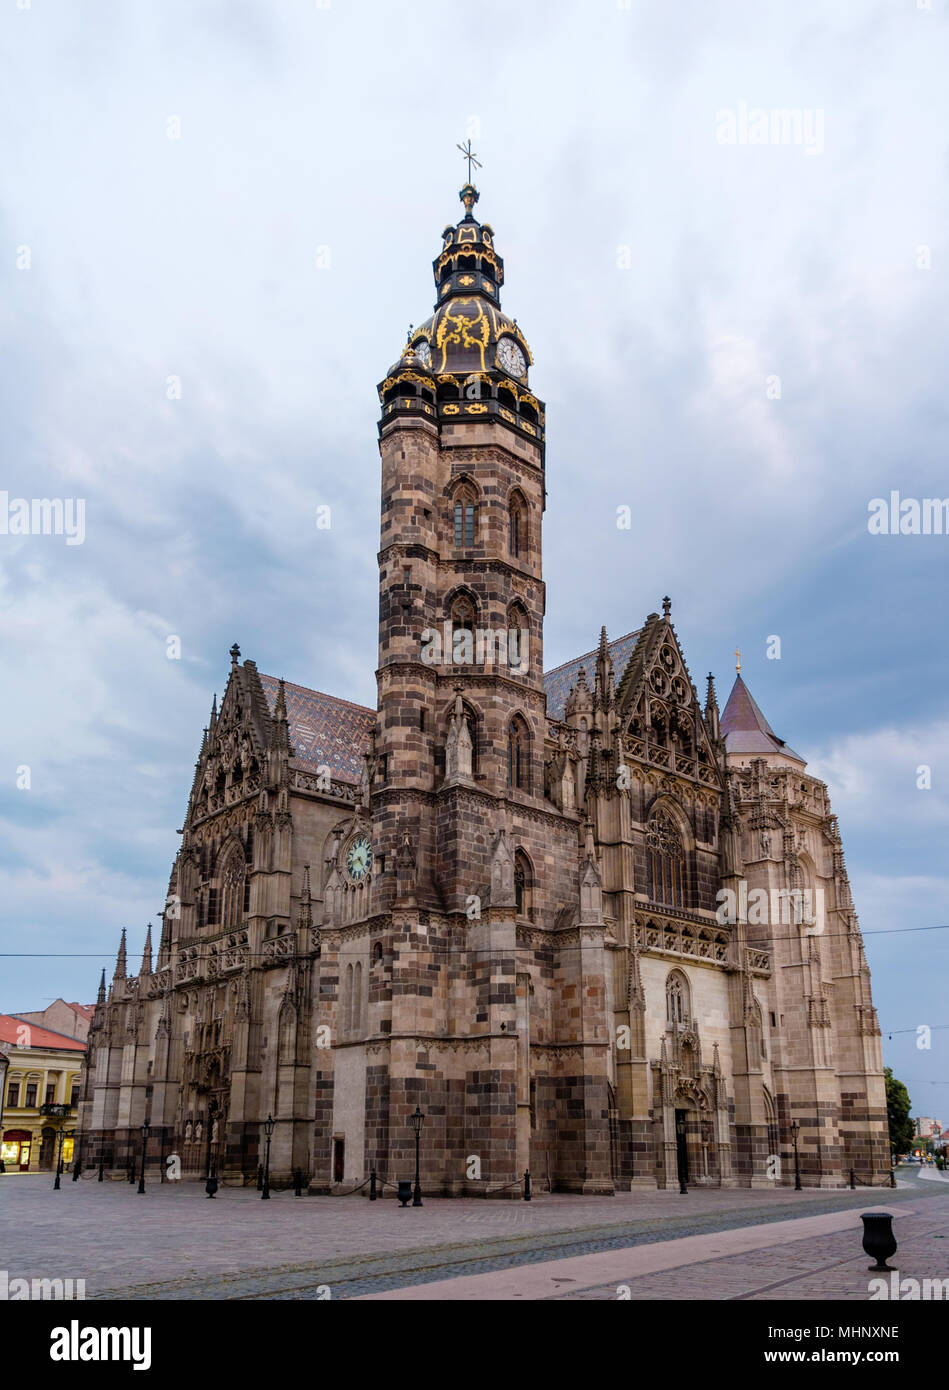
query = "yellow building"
(0, 1014, 86, 1173)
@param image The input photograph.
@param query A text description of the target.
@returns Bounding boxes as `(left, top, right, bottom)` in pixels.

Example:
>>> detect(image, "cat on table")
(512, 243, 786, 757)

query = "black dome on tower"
(378, 182, 544, 455)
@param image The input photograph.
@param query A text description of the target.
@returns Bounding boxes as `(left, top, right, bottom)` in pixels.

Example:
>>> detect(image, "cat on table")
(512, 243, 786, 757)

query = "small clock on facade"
(345, 834, 373, 883)
(496, 337, 526, 378)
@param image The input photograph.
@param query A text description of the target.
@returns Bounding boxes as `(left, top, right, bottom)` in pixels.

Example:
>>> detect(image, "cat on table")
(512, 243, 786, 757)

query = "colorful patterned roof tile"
(259, 674, 376, 784)
(543, 630, 641, 720)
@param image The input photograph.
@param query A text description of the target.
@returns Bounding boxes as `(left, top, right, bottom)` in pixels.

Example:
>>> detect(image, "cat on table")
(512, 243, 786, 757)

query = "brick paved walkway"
(0, 1166, 939, 1300)
(362, 1196, 949, 1300)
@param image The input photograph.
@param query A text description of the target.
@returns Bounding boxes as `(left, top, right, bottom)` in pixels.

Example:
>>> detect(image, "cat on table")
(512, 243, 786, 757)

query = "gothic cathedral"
(78, 180, 888, 1193)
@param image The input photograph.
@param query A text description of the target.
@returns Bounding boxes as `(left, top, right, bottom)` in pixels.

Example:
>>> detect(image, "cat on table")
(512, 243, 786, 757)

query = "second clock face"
(346, 835, 373, 882)
(496, 338, 526, 378)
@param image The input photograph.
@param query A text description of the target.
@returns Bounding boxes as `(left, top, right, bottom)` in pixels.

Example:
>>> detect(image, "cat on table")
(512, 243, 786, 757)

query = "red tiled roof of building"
(0, 1015, 86, 1052)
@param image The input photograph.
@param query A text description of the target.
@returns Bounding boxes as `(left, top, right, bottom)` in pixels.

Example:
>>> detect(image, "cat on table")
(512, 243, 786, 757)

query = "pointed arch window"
(219, 845, 246, 929)
(508, 492, 526, 558)
(514, 849, 533, 920)
(450, 594, 476, 665)
(507, 602, 529, 675)
(666, 969, 690, 1026)
(647, 808, 685, 908)
(453, 484, 476, 548)
(507, 716, 530, 791)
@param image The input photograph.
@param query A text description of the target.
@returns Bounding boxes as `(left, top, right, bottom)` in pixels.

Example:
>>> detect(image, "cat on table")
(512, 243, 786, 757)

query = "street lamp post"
(261, 1114, 275, 1200)
(53, 1128, 67, 1190)
(790, 1119, 802, 1191)
(410, 1105, 424, 1208)
(137, 1120, 151, 1194)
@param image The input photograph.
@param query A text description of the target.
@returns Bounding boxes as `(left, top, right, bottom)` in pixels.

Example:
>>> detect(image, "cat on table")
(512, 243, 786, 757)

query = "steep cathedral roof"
(258, 674, 375, 784)
(720, 674, 804, 764)
(252, 632, 645, 784)
(543, 630, 642, 720)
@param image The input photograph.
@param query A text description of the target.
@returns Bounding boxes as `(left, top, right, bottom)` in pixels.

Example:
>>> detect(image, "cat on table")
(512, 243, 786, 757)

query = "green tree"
(885, 1067, 914, 1157)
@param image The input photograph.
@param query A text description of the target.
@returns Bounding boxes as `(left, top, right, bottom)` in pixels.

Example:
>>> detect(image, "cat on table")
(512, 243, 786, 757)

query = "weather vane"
(735, 647, 741, 674)
(456, 138, 482, 183)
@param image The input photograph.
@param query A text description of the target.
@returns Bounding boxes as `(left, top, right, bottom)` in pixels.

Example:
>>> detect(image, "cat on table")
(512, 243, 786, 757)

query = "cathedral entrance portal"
(674, 1091, 720, 1186)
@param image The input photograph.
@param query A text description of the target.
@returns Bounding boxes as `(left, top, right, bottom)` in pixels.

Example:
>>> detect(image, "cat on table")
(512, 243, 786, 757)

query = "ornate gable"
(617, 605, 722, 790)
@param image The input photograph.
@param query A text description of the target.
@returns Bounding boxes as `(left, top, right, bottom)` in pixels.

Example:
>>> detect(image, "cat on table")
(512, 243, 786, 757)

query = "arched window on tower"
(507, 715, 530, 791)
(647, 808, 686, 908)
(514, 849, 534, 920)
(450, 594, 476, 666)
(508, 491, 526, 558)
(507, 602, 529, 675)
(666, 969, 691, 1027)
(453, 484, 476, 548)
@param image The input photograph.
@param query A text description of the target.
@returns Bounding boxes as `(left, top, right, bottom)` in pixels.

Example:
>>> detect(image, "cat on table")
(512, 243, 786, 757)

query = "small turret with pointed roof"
(594, 625, 616, 712)
(270, 678, 291, 750)
(157, 909, 172, 971)
(139, 924, 153, 977)
(564, 663, 593, 720)
(720, 670, 805, 768)
(266, 678, 292, 792)
(704, 672, 721, 742)
(113, 927, 127, 982)
(96, 968, 106, 1006)
(298, 864, 312, 930)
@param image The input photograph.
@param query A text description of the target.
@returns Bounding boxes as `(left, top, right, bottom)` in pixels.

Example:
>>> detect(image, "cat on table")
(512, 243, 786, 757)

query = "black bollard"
(72, 1159, 81, 1182)
(294, 1167, 303, 1197)
(370, 1168, 377, 1201)
(861, 1212, 898, 1271)
(256, 1164, 263, 1192)
(524, 1169, 531, 1202)
(98, 1157, 104, 1182)
(850, 1167, 856, 1190)
(890, 1167, 897, 1188)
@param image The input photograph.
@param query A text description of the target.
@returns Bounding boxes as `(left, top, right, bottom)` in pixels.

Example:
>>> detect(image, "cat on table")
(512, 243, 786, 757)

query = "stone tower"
(362, 180, 611, 1193)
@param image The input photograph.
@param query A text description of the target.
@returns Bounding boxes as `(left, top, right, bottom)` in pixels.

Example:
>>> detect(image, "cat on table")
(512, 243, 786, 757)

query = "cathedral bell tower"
(373, 180, 548, 915)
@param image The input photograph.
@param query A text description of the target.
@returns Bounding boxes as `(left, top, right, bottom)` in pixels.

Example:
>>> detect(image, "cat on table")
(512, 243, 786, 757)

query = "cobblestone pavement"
(554, 1195, 949, 1301)
(0, 1167, 939, 1300)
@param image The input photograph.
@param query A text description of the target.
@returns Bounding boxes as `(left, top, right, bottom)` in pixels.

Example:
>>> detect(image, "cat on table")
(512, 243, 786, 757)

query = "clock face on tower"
(345, 834, 373, 883)
(496, 337, 526, 378)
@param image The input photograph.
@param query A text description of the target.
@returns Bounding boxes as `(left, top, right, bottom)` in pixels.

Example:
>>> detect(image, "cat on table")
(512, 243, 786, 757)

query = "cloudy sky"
(1, 0, 946, 1113)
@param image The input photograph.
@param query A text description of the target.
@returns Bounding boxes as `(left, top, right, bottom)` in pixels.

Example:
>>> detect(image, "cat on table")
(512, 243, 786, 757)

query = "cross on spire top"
(456, 138, 482, 183)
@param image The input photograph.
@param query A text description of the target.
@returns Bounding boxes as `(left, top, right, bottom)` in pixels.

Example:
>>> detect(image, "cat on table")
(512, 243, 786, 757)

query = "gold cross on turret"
(456, 139, 482, 183)
(735, 647, 741, 674)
